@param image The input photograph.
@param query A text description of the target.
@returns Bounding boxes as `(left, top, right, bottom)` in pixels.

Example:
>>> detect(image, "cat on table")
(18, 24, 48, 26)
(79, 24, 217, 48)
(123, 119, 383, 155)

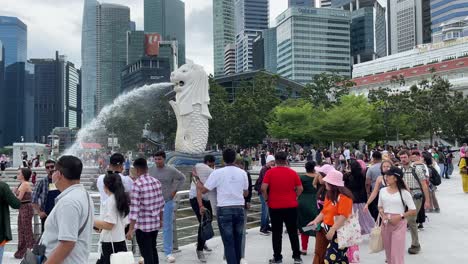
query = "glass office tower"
(0, 16, 27, 66)
(276, 7, 351, 84)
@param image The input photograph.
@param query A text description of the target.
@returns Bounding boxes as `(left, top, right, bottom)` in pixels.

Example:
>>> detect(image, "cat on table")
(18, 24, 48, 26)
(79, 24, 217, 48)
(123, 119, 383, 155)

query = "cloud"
(1, 0, 289, 74)
(185, 3, 213, 74)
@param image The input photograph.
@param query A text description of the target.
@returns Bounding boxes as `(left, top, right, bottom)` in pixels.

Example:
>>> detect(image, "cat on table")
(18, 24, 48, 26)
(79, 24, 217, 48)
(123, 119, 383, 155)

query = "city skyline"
(1, 0, 292, 74)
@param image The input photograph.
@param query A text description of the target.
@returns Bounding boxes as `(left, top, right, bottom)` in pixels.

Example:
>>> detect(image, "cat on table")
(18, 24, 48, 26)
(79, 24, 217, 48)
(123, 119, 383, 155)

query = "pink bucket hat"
(315, 164, 336, 175)
(322, 170, 345, 187)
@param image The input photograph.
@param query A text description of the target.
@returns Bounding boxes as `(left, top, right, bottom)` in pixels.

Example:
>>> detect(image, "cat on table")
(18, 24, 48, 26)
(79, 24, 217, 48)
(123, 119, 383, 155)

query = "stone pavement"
(4, 170, 468, 264)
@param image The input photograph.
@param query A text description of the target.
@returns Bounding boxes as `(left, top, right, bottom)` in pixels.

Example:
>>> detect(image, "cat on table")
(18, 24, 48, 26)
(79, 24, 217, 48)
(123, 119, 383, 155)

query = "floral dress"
(14, 189, 34, 259)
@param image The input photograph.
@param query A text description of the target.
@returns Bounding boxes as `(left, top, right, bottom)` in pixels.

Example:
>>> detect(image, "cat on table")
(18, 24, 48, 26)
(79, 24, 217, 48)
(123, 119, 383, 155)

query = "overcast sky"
(1, 0, 319, 74)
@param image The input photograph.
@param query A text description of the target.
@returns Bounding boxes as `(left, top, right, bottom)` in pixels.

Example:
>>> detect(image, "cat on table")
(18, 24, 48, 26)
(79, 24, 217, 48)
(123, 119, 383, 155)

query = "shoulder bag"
(368, 215, 384, 253)
(336, 196, 363, 249)
(410, 167, 424, 199)
(107, 227, 134, 264)
(201, 209, 214, 241)
(21, 192, 92, 264)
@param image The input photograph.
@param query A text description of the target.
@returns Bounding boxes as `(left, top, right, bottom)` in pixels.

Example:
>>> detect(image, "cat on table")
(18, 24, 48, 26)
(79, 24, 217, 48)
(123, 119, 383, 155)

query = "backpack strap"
(411, 166, 424, 191)
(79, 192, 91, 236)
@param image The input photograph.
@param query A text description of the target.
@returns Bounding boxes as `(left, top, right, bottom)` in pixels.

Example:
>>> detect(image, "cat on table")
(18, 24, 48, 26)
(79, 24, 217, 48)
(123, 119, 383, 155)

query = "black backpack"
(428, 165, 442, 186)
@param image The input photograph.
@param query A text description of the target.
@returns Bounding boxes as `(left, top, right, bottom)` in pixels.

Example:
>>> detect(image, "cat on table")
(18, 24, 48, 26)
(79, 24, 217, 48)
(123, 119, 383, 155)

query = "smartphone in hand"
(302, 225, 316, 232)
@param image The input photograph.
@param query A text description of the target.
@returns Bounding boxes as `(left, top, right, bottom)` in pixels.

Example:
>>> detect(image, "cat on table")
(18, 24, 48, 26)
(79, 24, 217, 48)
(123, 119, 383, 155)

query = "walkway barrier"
(7, 173, 262, 255)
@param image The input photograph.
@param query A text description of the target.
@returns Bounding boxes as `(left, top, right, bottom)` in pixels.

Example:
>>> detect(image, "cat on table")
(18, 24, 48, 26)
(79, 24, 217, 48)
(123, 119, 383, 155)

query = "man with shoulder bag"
(23, 155, 93, 264)
(398, 150, 430, 255)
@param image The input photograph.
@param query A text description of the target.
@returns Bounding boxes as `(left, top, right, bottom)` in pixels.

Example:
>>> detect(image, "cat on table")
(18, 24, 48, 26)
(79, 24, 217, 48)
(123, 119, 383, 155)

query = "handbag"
(336, 208, 363, 249)
(201, 209, 214, 241)
(108, 234, 134, 264)
(21, 192, 92, 264)
(368, 215, 384, 253)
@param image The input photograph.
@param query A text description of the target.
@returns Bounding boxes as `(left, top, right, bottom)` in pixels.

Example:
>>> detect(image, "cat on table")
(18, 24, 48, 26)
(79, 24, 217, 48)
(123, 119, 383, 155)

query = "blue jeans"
(259, 195, 270, 230)
(163, 200, 175, 256)
(217, 206, 245, 264)
(439, 163, 447, 178)
(0, 245, 4, 264)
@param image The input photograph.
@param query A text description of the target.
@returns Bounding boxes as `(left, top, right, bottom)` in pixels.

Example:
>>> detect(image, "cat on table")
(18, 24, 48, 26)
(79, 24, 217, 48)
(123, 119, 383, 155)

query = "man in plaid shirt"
(32, 159, 60, 232)
(399, 149, 430, 255)
(126, 158, 165, 264)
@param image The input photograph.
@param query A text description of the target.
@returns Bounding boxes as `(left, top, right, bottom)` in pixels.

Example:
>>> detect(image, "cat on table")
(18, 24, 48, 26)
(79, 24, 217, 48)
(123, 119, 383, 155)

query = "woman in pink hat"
(311, 164, 335, 264)
(308, 169, 354, 264)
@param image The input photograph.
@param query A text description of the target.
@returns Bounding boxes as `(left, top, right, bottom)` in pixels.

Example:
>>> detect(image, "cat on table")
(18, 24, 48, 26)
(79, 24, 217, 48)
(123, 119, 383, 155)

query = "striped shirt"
(402, 164, 426, 196)
(129, 174, 165, 232)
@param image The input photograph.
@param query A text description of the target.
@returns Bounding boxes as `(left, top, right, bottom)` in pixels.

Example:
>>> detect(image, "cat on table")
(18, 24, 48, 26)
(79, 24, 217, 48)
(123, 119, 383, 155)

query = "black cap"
(110, 153, 125, 165)
(385, 166, 404, 178)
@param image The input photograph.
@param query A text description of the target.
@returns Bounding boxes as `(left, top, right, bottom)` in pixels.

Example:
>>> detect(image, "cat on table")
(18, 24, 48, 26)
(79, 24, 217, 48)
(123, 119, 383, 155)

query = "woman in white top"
(94, 173, 130, 264)
(364, 159, 392, 213)
(378, 166, 417, 264)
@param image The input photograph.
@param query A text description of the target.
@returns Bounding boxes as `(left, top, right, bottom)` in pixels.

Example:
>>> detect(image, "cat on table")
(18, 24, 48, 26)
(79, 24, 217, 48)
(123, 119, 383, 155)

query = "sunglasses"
(46, 166, 55, 169)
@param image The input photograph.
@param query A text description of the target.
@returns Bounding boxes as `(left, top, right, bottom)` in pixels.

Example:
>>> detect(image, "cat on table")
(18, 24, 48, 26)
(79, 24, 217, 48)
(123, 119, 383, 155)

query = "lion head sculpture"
(170, 60, 212, 119)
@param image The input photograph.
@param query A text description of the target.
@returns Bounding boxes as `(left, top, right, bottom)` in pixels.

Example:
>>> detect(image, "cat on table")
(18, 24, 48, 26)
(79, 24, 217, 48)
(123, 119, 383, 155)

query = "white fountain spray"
(64, 82, 173, 156)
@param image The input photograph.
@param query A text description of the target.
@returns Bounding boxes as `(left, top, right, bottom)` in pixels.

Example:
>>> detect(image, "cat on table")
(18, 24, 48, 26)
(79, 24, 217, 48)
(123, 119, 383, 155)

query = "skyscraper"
(289, 0, 315, 7)
(224, 44, 236, 76)
(81, 0, 98, 125)
(235, 0, 269, 73)
(252, 28, 277, 73)
(0, 16, 27, 66)
(388, 0, 431, 54)
(431, 0, 468, 33)
(4, 62, 35, 145)
(144, 0, 163, 33)
(144, 0, 186, 65)
(276, 7, 351, 84)
(65, 62, 81, 129)
(0, 41, 5, 146)
(81, 0, 130, 125)
(320, 0, 332, 7)
(213, 0, 235, 77)
(30, 52, 82, 143)
(331, 0, 387, 64)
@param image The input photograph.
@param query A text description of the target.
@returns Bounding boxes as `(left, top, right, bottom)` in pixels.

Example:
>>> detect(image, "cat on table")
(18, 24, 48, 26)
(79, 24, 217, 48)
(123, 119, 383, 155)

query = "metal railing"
(7, 174, 262, 255)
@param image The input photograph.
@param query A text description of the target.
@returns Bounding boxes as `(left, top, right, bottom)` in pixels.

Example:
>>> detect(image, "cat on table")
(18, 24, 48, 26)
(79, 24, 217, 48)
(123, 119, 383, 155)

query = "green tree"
(408, 75, 453, 144)
(311, 95, 373, 143)
(267, 99, 317, 143)
(443, 91, 468, 143)
(301, 72, 355, 108)
(229, 72, 281, 147)
(208, 77, 231, 147)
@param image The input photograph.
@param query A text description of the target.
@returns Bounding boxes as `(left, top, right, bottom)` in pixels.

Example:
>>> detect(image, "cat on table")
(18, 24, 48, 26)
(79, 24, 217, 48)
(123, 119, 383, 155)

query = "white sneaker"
(241, 258, 249, 264)
(167, 254, 176, 263)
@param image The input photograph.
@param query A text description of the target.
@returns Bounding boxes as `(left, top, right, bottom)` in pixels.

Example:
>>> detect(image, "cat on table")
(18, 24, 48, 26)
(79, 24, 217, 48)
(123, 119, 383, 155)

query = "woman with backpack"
(94, 173, 130, 264)
(421, 152, 441, 213)
(378, 167, 417, 264)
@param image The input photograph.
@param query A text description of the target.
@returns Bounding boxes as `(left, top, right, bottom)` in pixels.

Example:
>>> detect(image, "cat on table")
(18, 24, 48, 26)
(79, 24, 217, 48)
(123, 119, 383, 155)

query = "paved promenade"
(4, 170, 468, 263)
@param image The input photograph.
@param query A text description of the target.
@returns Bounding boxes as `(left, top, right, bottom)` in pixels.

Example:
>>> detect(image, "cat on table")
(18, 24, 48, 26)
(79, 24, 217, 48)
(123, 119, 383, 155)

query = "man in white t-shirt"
(197, 149, 248, 264)
(97, 153, 133, 211)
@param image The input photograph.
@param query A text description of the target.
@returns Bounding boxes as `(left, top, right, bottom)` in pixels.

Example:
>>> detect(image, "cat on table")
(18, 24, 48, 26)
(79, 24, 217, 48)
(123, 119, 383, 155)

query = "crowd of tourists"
(0, 142, 466, 264)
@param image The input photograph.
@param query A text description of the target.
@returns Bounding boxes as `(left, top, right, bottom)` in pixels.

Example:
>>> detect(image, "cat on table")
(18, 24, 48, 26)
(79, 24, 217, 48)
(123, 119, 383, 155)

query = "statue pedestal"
(165, 151, 223, 167)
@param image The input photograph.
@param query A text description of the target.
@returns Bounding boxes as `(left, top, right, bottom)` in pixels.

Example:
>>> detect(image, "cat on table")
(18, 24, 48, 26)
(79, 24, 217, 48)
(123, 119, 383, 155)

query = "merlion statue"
(169, 61, 212, 154)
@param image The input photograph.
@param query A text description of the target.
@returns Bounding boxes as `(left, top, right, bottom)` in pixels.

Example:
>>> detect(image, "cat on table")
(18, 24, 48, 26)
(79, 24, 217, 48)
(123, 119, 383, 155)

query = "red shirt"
(263, 166, 302, 209)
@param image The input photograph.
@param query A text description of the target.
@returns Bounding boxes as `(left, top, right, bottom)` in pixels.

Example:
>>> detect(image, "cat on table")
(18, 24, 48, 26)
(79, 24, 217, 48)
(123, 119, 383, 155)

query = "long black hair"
(421, 151, 433, 166)
(104, 173, 130, 217)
